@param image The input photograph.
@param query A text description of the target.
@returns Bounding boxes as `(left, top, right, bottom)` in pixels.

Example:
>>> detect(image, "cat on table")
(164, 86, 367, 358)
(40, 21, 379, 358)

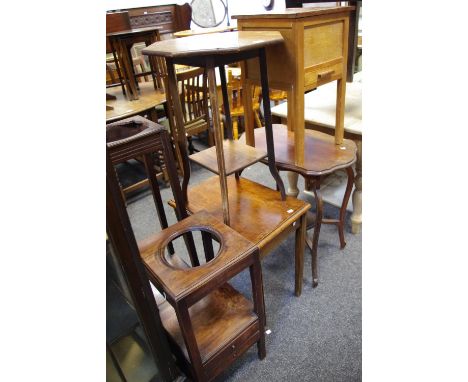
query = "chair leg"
(306, 180, 323, 288)
(254, 110, 263, 129)
(187, 136, 195, 154)
(233, 118, 239, 140)
(207, 127, 214, 147)
(338, 166, 355, 249)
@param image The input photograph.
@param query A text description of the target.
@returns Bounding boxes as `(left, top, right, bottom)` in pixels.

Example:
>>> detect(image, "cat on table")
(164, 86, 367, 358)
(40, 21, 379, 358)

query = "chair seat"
(157, 283, 258, 365)
(239, 124, 357, 176)
(169, 176, 310, 253)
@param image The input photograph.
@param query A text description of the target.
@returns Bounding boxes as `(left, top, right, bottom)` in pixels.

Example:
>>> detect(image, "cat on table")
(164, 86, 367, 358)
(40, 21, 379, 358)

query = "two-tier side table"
(142, 31, 287, 226)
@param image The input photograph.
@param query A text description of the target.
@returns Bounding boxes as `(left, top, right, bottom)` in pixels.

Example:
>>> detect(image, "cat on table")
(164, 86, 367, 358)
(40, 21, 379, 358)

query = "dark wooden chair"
(176, 66, 213, 153)
(219, 68, 263, 140)
(106, 117, 267, 382)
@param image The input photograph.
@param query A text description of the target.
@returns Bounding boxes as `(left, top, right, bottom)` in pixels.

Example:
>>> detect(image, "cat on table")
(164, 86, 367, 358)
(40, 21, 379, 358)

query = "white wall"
(107, 0, 188, 11)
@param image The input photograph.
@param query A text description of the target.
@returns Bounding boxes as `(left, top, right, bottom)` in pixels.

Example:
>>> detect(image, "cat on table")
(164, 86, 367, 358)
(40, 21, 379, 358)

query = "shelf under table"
(239, 124, 357, 176)
(189, 140, 267, 176)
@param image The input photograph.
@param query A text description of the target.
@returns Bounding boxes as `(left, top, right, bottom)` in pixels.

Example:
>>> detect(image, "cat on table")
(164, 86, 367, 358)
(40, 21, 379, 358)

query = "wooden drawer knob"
(318, 70, 334, 80)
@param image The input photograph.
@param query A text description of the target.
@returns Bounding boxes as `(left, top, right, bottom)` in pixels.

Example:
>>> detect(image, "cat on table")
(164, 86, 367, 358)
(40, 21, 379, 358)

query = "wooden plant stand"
(141, 211, 266, 382)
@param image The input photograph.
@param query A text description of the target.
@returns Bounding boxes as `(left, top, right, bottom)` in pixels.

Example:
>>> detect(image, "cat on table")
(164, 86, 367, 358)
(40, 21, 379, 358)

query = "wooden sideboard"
(107, 3, 191, 39)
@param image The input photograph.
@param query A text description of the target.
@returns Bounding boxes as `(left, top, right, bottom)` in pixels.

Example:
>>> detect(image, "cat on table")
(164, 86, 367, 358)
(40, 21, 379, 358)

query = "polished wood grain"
(240, 124, 356, 176)
(106, 81, 166, 123)
(142, 31, 284, 58)
(176, 176, 309, 252)
(189, 140, 267, 176)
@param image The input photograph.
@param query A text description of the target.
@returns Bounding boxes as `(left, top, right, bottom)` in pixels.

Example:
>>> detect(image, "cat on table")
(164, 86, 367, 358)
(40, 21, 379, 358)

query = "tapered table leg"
(287, 172, 300, 197)
(351, 139, 362, 234)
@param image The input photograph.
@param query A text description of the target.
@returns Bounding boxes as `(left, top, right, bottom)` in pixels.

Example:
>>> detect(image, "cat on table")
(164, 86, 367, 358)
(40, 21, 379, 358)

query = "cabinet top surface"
(232, 6, 354, 20)
(142, 31, 283, 58)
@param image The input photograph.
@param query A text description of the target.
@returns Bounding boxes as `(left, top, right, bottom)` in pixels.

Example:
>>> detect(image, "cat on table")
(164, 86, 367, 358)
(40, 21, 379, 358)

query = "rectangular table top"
(232, 6, 354, 20)
(142, 31, 283, 58)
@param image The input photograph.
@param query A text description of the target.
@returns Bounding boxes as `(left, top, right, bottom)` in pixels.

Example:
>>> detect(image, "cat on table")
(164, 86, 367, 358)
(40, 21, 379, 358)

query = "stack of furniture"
(143, 31, 312, 296)
(234, 6, 358, 286)
(106, 4, 362, 379)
